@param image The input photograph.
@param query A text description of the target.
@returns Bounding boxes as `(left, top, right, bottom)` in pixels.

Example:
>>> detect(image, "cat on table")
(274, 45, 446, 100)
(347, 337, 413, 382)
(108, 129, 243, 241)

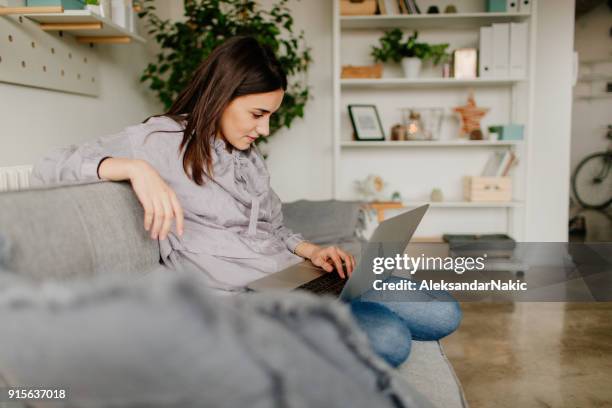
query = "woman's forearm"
(98, 157, 143, 181)
(294, 241, 319, 259)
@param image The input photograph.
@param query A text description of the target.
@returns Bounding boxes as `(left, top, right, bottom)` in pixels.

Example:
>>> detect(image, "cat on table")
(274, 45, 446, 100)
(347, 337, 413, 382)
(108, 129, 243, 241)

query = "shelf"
(340, 77, 526, 88)
(393, 201, 525, 208)
(340, 12, 531, 30)
(577, 74, 612, 82)
(20, 9, 145, 43)
(341, 140, 522, 147)
(580, 57, 612, 65)
(575, 94, 612, 101)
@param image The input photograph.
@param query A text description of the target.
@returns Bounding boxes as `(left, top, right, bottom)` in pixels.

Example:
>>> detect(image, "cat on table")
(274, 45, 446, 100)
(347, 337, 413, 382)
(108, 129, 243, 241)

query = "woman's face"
(219, 89, 284, 150)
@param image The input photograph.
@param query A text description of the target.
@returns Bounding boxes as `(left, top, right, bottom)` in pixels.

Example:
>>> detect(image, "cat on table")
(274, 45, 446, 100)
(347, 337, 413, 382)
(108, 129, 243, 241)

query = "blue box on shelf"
(486, 0, 506, 12)
(26, 0, 85, 10)
(501, 124, 524, 140)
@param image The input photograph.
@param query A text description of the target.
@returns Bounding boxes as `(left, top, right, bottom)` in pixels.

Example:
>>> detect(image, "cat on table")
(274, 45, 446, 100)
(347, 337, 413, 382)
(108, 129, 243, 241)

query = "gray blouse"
(31, 116, 305, 292)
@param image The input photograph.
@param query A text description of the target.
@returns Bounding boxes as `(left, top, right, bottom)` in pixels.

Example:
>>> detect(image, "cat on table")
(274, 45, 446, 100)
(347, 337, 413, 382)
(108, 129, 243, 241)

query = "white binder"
(492, 23, 510, 78)
(506, 0, 518, 12)
(518, 0, 532, 13)
(479, 26, 494, 78)
(510, 22, 528, 78)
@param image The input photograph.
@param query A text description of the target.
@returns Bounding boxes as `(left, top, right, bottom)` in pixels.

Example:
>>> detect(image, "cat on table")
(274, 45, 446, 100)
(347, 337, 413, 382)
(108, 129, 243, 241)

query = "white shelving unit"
(22, 9, 145, 43)
(340, 12, 530, 29)
(332, 1, 536, 240)
(341, 77, 526, 87)
(340, 140, 523, 148)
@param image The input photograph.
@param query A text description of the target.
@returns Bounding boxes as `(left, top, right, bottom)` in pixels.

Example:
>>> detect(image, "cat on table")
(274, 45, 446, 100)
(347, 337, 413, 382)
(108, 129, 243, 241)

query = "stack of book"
(377, 0, 421, 15)
(481, 150, 518, 177)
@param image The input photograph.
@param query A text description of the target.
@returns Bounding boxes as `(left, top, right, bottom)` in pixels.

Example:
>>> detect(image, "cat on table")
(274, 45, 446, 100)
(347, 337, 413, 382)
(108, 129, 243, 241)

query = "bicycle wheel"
(572, 152, 612, 209)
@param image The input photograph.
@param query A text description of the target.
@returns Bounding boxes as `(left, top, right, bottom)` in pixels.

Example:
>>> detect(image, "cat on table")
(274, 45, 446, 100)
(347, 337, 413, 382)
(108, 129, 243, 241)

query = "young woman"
(32, 36, 460, 365)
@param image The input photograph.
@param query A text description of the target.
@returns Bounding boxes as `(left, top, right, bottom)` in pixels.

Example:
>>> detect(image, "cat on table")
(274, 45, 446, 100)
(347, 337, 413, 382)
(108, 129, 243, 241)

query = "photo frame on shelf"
(348, 104, 385, 141)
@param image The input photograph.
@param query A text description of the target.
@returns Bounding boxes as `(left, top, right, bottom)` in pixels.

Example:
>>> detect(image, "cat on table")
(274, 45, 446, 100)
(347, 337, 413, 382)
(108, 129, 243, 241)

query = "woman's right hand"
(98, 157, 184, 240)
(126, 159, 184, 241)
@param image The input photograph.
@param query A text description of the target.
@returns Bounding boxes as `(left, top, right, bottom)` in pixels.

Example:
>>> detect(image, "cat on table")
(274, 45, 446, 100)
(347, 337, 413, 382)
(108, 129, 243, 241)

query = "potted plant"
(371, 29, 449, 78)
(138, 0, 312, 148)
(84, 0, 101, 15)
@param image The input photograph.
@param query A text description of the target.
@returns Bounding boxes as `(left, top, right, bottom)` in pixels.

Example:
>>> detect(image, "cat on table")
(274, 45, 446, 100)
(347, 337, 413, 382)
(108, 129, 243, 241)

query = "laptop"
(247, 204, 429, 302)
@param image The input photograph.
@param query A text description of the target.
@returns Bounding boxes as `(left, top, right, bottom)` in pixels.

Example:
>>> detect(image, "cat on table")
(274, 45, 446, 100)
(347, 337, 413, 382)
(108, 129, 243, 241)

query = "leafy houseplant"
(138, 0, 312, 146)
(371, 29, 449, 78)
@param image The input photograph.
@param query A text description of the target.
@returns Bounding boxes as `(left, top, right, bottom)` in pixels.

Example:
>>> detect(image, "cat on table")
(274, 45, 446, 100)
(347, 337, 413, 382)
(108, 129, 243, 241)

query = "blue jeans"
(347, 275, 462, 367)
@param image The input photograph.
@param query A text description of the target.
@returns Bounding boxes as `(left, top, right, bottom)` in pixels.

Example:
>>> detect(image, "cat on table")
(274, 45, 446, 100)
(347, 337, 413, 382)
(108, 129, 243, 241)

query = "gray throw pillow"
(282, 200, 365, 245)
(0, 269, 431, 408)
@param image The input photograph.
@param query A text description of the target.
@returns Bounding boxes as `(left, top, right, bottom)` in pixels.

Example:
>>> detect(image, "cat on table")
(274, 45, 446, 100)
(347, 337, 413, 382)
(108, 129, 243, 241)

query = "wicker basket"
(341, 64, 383, 79)
(340, 0, 377, 16)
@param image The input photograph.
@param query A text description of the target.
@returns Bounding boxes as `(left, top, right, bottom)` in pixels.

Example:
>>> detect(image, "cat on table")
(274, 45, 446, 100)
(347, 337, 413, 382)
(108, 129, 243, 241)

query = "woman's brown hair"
(146, 36, 287, 186)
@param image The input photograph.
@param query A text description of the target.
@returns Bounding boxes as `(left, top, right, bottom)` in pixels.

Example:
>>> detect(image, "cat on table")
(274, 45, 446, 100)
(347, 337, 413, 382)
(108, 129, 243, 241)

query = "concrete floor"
(441, 302, 612, 408)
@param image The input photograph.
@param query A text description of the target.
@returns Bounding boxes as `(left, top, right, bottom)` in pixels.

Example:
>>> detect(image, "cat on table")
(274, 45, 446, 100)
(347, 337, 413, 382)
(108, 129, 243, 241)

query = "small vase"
(86, 4, 102, 16)
(401, 57, 422, 78)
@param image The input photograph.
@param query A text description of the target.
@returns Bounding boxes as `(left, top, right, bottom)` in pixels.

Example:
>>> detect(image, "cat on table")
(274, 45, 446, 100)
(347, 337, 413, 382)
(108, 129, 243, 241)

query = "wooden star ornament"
(453, 93, 489, 140)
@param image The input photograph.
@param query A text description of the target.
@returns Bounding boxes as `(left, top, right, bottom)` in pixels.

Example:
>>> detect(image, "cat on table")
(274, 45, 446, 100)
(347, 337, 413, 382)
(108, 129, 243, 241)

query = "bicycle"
(572, 125, 612, 210)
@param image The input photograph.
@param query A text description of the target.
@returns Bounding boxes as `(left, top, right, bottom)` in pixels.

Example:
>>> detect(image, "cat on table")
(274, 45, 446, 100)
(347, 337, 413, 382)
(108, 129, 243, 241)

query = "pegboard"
(0, 13, 99, 96)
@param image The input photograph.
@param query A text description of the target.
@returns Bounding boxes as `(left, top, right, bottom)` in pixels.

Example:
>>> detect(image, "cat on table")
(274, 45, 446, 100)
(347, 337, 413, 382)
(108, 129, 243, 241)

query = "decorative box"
(500, 124, 524, 140)
(486, 0, 506, 12)
(26, 0, 85, 9)
(340, 0, 377, 16)
(463, 176, 512, 202)
(341, 64, 383, 79)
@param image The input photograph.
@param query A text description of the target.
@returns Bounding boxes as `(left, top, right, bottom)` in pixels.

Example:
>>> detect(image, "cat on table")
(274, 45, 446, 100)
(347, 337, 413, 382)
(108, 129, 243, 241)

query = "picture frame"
(453, 48, 478, 79)
(348, 104, 385, 141)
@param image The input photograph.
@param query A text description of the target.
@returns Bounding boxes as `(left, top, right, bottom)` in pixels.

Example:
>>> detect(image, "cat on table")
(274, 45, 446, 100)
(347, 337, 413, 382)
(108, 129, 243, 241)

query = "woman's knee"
(349, 301, 412, 367)
(414, 298, 462, 341)
(360, 281, 463, 341)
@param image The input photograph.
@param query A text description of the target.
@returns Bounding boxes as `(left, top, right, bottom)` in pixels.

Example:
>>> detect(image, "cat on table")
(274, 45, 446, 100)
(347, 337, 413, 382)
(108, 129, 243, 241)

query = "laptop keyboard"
(295, 273, 347, 296)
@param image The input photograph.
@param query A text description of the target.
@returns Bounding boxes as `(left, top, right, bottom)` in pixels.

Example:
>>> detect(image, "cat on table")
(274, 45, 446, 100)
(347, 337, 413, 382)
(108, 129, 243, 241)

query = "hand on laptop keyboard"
(295, 243, 356, 279)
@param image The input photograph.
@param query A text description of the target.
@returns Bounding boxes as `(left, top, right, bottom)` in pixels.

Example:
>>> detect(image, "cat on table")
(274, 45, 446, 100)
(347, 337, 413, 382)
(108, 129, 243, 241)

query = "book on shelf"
(479, 26, 494, 78)
(479, 22, 527, 79)
(506, 0, 519, 12)
(482, 151, 517, 177)
(519, 0, 532, 12)
(492, 23, 511, 77)
(509, 22, 528, 78)
(398, 0, 421, 14)
(377, 0, 400, 15)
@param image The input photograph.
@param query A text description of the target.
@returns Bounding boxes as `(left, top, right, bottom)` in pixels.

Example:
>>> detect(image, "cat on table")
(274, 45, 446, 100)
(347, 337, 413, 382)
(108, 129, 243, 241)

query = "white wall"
(0, 1, 169, 167)
(571, 4, 612, 172)
(526, 0, 575, 241)
(1, 0, 577, 241)
(258, 0, 334, 201)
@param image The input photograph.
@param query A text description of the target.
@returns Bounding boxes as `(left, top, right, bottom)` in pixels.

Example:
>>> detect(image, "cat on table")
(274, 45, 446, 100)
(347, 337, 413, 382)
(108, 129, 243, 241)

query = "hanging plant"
(138, 0, 312, 143)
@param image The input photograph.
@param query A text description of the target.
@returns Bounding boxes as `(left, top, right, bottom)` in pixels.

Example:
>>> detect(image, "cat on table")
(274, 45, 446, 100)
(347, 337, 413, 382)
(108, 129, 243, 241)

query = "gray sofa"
(0, 181, 467, 408)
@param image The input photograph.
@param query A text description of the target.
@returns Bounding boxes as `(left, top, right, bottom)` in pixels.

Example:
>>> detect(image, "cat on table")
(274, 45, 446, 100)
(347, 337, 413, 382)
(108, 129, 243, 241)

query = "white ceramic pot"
(85, 4, 101, 16)
(401, 57, 422, 78)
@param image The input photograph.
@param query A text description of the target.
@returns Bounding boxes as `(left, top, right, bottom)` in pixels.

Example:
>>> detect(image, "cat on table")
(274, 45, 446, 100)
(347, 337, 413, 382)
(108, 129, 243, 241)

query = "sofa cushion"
(282, 200, 365, 245)
(0, 233, 10, 269)
(0, 181, 159, 281)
